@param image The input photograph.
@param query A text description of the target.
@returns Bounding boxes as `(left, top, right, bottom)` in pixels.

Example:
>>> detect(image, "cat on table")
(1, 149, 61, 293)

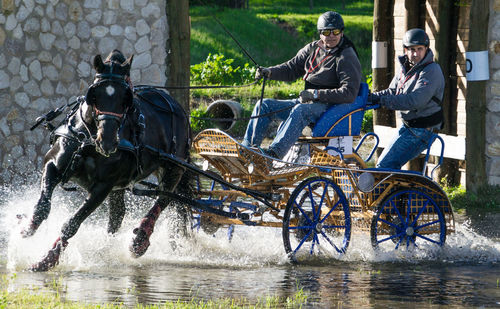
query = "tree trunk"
(166, 0, 191, 112)
(465, 0, 489, 192)
(372, 0, 395, 127)
(404, 0, 422, 29)
(230, 0, 246, 8)
(372, 0, 395, 162)
(434, 0, 460, 186)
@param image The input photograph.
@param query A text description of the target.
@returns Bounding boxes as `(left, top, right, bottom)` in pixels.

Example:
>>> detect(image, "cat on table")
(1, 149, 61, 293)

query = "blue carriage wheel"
(282, 176, 351, 262)
(370, 188, 446, 251)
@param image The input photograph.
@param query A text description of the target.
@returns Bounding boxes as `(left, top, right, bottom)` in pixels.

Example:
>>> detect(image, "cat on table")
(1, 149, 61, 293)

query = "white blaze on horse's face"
(106, 85, 115, 96)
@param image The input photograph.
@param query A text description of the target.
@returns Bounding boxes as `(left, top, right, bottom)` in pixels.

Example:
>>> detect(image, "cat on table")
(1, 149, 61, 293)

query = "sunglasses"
(320, 29, 342, 36)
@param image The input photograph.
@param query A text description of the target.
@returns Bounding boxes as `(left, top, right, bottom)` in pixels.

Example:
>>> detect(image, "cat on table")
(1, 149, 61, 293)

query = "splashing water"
(1, 183, 500, 308)
(0, 183, 498, 272)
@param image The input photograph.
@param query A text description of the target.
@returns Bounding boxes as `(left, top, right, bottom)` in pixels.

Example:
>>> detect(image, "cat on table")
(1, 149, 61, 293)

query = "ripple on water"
(0, 184, 499, 308)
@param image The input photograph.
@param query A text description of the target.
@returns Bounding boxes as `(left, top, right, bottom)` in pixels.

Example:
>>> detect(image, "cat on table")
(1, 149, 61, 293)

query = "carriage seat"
(311, 82, 369, 138)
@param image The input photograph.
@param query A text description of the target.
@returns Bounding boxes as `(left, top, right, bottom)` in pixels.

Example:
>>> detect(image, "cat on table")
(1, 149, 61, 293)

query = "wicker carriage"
(191, 83, 455, 261)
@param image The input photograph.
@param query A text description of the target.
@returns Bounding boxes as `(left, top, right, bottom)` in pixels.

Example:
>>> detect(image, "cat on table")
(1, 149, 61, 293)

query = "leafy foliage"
(445, 184, 500, 213)
(189, 1, 375, 137)
(189, 106, 212, 133)
(361, 109, 373, 133)
(190, 53, 256, 85)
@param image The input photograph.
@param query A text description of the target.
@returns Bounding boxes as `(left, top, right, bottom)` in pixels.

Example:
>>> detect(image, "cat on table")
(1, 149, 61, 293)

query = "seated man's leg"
(268, 103, 327, 159)
(376, 126, 434, 170)
(242, 98, 298, 147)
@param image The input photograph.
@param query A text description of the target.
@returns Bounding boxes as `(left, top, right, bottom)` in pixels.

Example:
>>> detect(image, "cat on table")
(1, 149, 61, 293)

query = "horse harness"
(85, 72, 134, 123)
(53, 72, 145, 184)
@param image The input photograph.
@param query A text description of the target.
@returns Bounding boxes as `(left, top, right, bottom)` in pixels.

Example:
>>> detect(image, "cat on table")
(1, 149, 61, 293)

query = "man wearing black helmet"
(370, 28, 445, 170)
(242, 11, 362, 159)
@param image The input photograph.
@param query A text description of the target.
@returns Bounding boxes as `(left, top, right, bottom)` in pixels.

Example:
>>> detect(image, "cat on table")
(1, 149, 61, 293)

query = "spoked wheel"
(370, 188, 446, 251)
(283, 176, 351, 262)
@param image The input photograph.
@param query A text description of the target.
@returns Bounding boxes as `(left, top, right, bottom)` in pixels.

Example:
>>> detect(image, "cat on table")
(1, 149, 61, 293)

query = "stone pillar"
(486, 1, 500, 185)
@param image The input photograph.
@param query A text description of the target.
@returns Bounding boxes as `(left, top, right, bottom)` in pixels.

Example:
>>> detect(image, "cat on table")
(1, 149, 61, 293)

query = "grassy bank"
(190, 1, 373, 69)
(189, 1, 374, 135)
(445, 185, 500, 214)
(0, 274, 308, 309)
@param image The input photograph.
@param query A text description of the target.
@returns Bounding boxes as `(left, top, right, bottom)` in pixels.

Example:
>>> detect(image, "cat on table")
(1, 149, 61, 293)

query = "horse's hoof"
(130, 228, 150, 258)
(30, 248, 60, 272)
(20, 220, 40, 238)
(30, 259, 53, 272)
(30, 238, 67, 272)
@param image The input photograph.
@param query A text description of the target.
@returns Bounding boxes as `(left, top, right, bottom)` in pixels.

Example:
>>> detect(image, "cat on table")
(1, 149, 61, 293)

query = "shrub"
(190, 53, 256, 85)
(190, 107, 212, 133)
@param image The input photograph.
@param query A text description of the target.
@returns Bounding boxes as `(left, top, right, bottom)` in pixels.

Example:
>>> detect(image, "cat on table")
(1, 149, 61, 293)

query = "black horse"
(22, 50, 192, 271)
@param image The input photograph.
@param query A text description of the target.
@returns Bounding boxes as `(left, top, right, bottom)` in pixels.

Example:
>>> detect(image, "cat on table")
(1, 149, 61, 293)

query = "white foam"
(1, 184, 499, 272)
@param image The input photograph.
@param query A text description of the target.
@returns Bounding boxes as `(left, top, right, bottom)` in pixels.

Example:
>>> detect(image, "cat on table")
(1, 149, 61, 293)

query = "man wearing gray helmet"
(242, 11, 362, 159)
(370, 28, 445, 170)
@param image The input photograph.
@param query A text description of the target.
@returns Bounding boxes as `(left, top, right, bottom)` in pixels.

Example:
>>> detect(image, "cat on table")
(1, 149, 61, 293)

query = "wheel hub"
(405, 226, 414, 236)
(315, 222, 323, 233)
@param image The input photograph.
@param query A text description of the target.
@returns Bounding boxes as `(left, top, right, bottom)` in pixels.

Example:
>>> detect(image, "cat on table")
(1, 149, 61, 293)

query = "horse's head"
(86, 50, 134, 157)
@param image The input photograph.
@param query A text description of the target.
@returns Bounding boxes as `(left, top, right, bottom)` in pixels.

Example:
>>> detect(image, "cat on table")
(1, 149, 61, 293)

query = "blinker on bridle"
(88, 70, 132, 123)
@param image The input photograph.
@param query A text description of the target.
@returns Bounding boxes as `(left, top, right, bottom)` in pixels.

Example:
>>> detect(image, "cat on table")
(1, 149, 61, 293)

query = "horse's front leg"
(22, 140, 78, 237)
(107, 189, 125, 234)
(30, 182, 112, 272)
(21, 161, 60, 237)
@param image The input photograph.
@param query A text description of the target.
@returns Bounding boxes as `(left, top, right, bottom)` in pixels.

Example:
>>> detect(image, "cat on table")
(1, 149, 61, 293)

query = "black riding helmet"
(403, 28, 429, 48)
(317, 11, 344, 31)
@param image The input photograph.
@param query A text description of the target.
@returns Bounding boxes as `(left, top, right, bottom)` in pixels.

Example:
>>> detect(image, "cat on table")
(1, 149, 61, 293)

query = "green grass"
(445, 184, 500, 214)
(0, 274, 308, 308)
(190, 1, 373, 75)
(189, 1, 374, 135)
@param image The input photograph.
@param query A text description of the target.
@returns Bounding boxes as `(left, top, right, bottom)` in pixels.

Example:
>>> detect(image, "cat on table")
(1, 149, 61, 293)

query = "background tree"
(167, 0, 191, 111)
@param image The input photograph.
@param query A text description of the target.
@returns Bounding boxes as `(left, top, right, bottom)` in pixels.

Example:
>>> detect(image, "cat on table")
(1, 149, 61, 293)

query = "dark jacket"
(267, 37, 362, 104)
(373, 49, 444, 127)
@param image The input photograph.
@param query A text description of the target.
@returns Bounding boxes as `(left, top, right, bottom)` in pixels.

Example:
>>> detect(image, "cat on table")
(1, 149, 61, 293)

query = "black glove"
(255, 67, 271, 80)
(299, 89, 315, 103)
(368, 93, 381, 104)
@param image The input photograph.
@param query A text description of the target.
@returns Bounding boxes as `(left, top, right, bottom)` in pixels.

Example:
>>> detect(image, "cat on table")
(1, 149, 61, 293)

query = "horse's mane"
(105, 49, 126, 64)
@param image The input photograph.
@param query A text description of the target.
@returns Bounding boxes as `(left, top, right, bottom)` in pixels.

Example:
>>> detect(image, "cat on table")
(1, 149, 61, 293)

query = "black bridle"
(85, 73, 133, 124)
(80, 71, 134, 156)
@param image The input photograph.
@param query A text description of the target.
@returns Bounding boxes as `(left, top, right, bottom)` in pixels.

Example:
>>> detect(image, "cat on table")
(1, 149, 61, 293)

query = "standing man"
(370, 28, 445, 170)
(242, 11, 362, 159)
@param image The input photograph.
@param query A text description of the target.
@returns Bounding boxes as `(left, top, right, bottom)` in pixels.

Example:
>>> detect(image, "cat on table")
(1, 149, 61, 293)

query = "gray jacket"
(373, 49, 444, 126)
(267, 37, 361, 104)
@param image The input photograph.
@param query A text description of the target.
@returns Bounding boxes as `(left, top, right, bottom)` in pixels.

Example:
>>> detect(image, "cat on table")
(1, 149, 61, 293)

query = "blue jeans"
(376, 125, 434, 169)
(242, 98, 328, 158)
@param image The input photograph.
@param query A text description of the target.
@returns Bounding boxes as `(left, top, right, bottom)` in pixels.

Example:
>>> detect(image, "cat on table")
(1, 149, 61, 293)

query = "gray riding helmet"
(317, 11, 344, 31)
(403, 28, 430, 47)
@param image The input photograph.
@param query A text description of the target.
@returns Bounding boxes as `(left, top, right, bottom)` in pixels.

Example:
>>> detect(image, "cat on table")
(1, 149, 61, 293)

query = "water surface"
(1, 184, 499, 308)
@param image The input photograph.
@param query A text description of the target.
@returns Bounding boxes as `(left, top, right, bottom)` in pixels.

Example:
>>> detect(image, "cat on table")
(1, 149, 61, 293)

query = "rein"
(135, 80, 259, 90)
(134, 82, 299, 124)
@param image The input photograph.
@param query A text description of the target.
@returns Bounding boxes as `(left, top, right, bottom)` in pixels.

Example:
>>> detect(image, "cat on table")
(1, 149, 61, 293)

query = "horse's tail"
(178, 110, 193, 197)
(175, 156, 196, 199)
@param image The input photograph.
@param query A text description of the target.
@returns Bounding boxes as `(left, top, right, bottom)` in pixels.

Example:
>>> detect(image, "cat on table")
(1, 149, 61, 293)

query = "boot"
(130, 203, 162, 258)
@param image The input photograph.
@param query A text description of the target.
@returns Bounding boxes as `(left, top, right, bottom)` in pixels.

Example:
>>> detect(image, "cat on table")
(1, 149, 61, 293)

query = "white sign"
(466, 50, 489, 81)
(327, 136, 353, 156)
(372, 41, 388, 68)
